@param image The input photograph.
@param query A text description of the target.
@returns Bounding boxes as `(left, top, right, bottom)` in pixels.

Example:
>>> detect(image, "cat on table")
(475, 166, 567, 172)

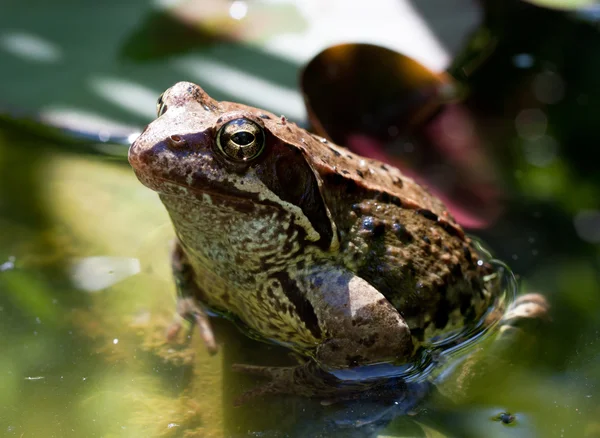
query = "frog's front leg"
(234, 266, 414, 402)
(308, 266, 415, 368)
(168, 240, 218, 355)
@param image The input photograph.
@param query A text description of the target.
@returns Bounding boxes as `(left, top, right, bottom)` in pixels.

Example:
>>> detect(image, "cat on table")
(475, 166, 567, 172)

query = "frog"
(128, 81, 505, 401)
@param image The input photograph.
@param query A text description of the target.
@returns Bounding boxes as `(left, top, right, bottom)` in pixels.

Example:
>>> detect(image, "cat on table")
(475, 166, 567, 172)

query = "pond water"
(1, 1, 599, 437)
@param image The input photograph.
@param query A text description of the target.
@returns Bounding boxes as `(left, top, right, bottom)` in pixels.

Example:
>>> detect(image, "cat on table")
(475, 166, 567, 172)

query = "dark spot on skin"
(329, 147, 341, 157)
(377, 192, 402, 207)
(438, 220, 464, 239)
(389, 196, 402, 207)
(286, 126, 292, 132)
(451, 263, 463, 278)
(341, 170, 350, 175)
(328, 342, 340, 352)
(372, 222, 386, 238)
(417, 209, 438, 222)
(259, 114, 271, 119)
(352, 316, 370, 327)
(433, 296, 451, 329)
(361, 217, 387, 238)
(393, 177, 403, 187)
(392, 223, 414, 243)
(273, 299, 286, 313)
(380, 164, 388, 171)
(422, 236, 431, 245)
(273, 272, 321, 339)
(216, 117, 223, 124)
(347, 154, 353, 159)
(360, 333, 379, 347)
(463, 245, 473, 264)
(356, 169, 364, 178)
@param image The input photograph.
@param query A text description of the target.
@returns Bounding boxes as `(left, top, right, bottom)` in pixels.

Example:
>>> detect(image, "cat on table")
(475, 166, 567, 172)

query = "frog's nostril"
(168, 134, 187, 149)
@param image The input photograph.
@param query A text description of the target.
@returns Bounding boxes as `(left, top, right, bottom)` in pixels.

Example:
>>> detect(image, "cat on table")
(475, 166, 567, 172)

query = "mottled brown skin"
(129, 82, 497, 396)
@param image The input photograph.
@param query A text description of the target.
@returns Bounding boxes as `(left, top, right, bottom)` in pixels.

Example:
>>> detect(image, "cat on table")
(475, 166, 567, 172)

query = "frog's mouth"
(133, 169, 272, 210)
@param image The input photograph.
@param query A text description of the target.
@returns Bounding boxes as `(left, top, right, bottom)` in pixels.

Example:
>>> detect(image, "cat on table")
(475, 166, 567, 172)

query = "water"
(1, 1, 600, 437)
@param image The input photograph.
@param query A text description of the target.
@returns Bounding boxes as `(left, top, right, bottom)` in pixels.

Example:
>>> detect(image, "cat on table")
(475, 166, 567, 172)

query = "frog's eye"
(156, 93, 167, 117)
(216, 118, 265, 162)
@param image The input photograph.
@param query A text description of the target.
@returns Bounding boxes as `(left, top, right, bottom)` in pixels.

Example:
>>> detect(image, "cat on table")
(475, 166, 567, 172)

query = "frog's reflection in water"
(209, 318, 426, 438)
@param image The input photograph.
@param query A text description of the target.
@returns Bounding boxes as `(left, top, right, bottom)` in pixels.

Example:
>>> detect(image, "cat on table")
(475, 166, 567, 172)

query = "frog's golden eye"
(156, 93, 167, 117)
(216, 118, 265, 162)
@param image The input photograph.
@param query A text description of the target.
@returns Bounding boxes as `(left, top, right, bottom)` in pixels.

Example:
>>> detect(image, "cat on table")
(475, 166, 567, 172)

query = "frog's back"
(340, 196, 493, 344)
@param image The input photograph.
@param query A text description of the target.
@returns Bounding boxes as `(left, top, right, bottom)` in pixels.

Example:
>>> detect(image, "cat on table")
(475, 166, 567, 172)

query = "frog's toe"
(500, 292, 551, 333)
(174, 297, 218, 355)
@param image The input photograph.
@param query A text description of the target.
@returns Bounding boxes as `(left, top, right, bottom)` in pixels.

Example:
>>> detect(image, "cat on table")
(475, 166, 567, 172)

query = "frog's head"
(128, 81, 338, 251)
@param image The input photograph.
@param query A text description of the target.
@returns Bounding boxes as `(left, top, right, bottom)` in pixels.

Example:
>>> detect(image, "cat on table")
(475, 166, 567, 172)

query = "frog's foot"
(167, 296, 218, 355)
(482, 292, 550, 363)
(497, 292, 550, 341)
(169, 240, 218, 355)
